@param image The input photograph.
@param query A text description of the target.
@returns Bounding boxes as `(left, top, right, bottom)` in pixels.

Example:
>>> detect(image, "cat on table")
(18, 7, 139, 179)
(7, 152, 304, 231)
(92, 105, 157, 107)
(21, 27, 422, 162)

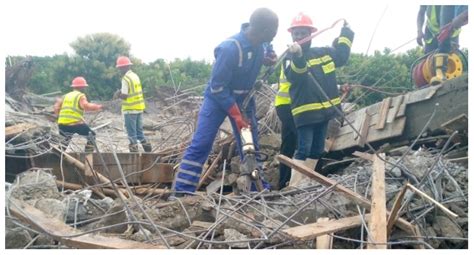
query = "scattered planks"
(315, 217, 334, 249)
(8, 198, 166, 249)
(283, 214, 370, 241)
(276, 155, 416, 235)
(367, 153, 387, 249)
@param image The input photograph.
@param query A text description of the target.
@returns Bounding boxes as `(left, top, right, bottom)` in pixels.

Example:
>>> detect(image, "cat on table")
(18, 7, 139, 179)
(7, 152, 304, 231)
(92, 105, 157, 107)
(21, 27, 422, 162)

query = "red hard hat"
(288, 13, 318, 33)
(71, 76, 88, 88)
(116, 56, 133, 68)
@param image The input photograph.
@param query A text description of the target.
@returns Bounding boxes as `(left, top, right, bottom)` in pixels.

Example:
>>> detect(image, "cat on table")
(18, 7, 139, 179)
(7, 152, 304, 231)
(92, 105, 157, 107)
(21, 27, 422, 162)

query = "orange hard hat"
(116, 56, 133, 68)
(71, 76, 88, 88)
(288, 13, 318, 33)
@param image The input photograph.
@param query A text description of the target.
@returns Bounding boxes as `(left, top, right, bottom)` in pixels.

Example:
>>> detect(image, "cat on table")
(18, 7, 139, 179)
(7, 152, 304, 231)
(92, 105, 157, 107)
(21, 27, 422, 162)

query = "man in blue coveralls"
(172, 8, 279, 196)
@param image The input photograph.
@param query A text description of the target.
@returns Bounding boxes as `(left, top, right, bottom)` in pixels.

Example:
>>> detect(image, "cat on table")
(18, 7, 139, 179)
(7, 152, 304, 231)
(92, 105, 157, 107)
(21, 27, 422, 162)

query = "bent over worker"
(115, 56, 152, 152)
(172, 8, 279, 195)
(54, 76, 103, 152)
(285, 13, 354, 187)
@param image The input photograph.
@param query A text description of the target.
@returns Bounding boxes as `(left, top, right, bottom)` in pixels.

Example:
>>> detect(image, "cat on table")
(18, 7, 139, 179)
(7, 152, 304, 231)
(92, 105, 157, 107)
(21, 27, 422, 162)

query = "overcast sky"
(1, 0, 471, 63)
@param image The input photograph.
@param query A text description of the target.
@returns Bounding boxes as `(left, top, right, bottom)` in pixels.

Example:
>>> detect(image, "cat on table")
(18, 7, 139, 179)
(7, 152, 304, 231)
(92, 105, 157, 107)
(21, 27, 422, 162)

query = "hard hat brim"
(116, 63, 133, 68)
(287, 25, 318, 33)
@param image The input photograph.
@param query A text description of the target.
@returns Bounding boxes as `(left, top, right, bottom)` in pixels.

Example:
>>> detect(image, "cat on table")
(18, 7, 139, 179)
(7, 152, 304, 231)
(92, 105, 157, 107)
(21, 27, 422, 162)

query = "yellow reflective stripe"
(122, 99, 145, 106)
(291, 61, 307, 74)
(308, 55, 333, 67)
(338, 37, 352, 48)
(322, 62, 336, 74)
(124, 75, 134, 93)
(291, 97, 341, 116)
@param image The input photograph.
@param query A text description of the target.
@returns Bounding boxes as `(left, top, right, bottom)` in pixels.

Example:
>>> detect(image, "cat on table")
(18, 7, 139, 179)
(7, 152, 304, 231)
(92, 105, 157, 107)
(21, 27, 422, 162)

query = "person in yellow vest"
(417, 5, 466, 85)
(114, 56, 152, 152)
(274, 61, 297, 189)
(54, 76, 103, 152)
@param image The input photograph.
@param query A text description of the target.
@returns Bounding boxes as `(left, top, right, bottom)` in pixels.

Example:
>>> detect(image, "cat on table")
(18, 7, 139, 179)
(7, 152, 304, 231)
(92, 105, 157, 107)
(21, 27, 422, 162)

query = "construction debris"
(4, 75, 469, 249)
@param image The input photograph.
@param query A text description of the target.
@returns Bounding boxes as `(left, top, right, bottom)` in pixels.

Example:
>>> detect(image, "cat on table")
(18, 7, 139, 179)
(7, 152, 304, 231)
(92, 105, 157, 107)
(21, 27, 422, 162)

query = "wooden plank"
(387, 183, 408, 236)
(367, 153, 387, 249)
(357, 110, 371, 147)
(283, 214, 369, 241)
(5, 122, 37, 139)
(376, 97, 392, 130)
(8, 199, 165, 249)
(276, 154, 415, 235)
(387, 95, 404, 123)
(84, 154, 94, 177)
(315, 217, 333, 249)
(352, 151, 374, 162)
(197, 151, 222, 190)
(396, 95, 409, 118)
(331, 117, 406, 151)
(407, 183, 458, 218)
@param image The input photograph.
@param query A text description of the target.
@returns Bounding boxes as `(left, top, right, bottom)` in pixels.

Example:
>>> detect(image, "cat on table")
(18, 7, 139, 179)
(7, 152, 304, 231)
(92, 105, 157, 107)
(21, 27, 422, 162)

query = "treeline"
(5, 33, 468, 106)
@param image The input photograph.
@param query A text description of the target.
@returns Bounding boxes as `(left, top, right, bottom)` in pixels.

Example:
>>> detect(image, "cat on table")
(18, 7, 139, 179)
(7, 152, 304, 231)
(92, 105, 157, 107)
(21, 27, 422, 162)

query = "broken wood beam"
(357, 110, 371, 147)
(283, 214, 370, 241)
(406, 183, 458, 218)
(8, 198, 166, 249)
(5, 122, 37, 140)
(367, 153, 387, 249)
(387, 182, 409, 236)
(315, 217, 334, 249)
(276, 155, 415, 234)
(352, 151, 374, 161)
(376, 97, 391, 130)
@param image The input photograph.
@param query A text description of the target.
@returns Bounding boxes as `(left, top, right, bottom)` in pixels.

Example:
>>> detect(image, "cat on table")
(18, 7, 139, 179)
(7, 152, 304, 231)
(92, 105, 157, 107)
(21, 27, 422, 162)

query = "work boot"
(141, 142, 152, 152)
(129, 144, 139, 152)
(430, 53, 448, 85)
(288, 159, 306, 187)
(289, 158, 319, 187)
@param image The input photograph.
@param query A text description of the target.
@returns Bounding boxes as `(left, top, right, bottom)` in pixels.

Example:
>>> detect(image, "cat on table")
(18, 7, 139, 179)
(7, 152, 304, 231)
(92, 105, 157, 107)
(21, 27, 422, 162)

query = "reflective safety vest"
(274, 64, 291, 107)
(426, 6, 461, 44)
(122, 70, 146, 112)
(58, 90, 85, 125)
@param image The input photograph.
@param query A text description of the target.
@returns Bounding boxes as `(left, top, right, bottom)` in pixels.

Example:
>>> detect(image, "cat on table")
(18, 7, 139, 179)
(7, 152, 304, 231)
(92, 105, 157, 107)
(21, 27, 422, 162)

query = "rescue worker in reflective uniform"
(114, 56, 152, 152)
(417, 5, 467, 85)
(285, 13, 354, 187)
(172, 8, 279, 196)
(54, 76, 103, 152)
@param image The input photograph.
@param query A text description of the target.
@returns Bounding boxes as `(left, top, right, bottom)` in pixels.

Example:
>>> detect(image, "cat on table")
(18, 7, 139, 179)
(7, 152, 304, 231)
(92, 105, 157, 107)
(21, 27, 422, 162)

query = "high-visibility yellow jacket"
(57, 90, 85, 125)
(122, 70, 146, 112)
(425, 5, 461, 44)
(274, 63, 291, 107)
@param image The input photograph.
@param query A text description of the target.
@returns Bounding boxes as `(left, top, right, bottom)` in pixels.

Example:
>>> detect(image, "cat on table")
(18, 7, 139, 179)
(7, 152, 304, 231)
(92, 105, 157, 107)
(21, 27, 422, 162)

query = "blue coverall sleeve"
(208, 44, 238, 112)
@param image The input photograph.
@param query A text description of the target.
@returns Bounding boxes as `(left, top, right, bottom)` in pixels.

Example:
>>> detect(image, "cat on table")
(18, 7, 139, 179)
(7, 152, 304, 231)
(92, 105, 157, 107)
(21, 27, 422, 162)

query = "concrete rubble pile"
(4, 78, 469, 249)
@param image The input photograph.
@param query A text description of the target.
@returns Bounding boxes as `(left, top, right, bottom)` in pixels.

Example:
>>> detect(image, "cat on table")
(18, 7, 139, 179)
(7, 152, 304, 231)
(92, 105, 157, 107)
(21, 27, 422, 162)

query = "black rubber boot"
(142, 142, 152, 152)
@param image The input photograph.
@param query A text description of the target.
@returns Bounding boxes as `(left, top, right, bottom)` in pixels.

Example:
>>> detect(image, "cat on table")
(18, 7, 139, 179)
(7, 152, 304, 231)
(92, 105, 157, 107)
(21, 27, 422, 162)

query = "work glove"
(263, 51, 277, 66)
(437, 23, 453, 43)
(228, 103, 249, 131)
(288, 42, 303, 58)
(113, 89, 121, 100)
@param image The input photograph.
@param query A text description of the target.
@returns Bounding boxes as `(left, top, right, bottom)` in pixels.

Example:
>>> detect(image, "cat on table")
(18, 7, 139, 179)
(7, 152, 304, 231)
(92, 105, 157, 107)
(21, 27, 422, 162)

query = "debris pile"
(4, 76, 469, 249)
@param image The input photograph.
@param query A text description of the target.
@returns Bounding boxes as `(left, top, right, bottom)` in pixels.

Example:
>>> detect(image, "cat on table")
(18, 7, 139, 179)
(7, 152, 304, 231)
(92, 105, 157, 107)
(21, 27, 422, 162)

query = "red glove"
(228, 104, 249, 131)
(437, 23, 453, 43)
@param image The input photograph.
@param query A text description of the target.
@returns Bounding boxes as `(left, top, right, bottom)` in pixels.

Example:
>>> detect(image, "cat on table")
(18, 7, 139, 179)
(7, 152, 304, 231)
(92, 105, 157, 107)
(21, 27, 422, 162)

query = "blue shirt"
(204, 23, 266, 112)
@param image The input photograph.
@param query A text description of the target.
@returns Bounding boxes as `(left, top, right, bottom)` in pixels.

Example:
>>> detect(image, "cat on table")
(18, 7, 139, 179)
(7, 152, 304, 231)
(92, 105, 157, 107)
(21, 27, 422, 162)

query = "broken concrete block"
(5, 228, 32, 249)
(224, 228, 248, 248)
(34, 198, 65, 221)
